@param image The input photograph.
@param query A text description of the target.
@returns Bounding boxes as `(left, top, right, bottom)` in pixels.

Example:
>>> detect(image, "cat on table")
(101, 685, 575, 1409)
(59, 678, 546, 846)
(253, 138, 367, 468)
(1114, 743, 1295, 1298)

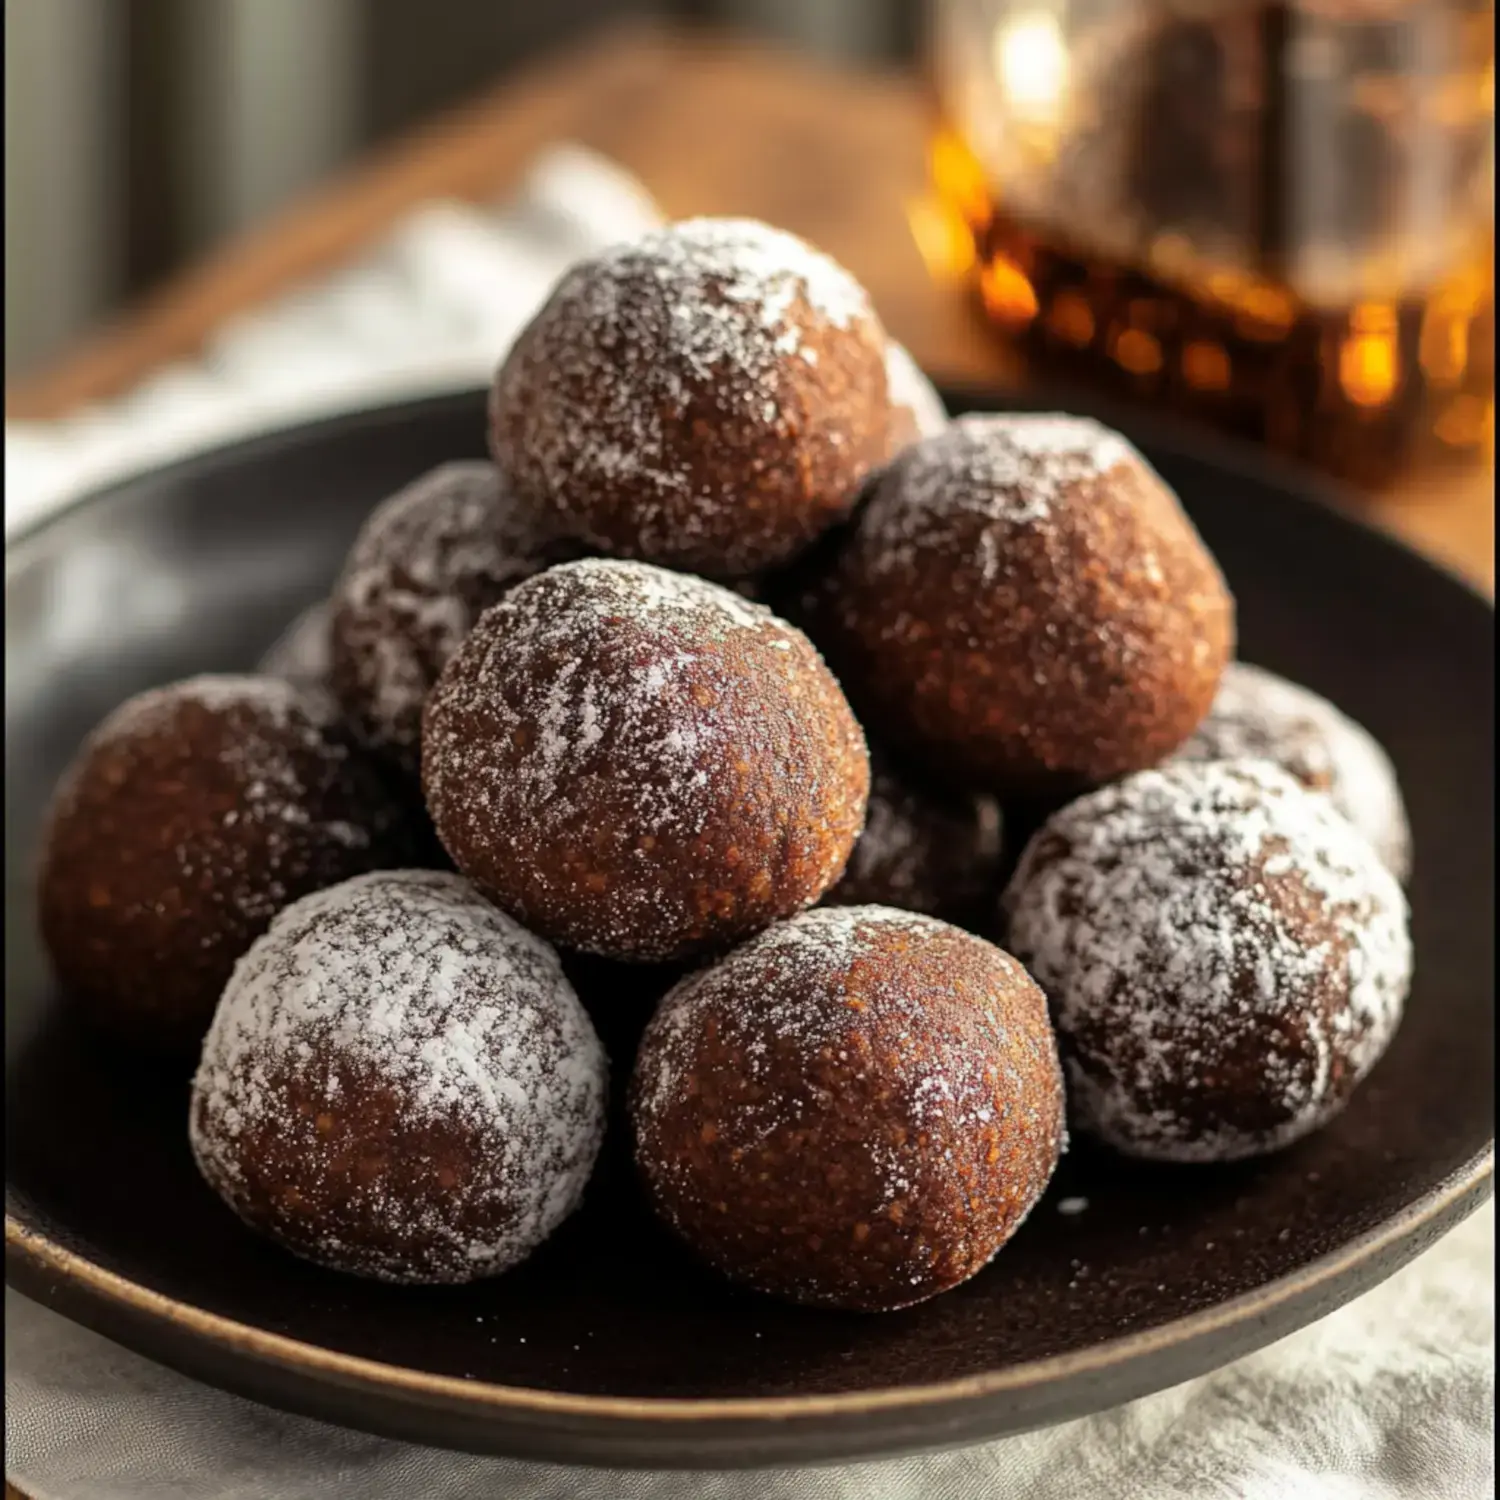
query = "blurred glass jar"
(929, 0, 1494, 489)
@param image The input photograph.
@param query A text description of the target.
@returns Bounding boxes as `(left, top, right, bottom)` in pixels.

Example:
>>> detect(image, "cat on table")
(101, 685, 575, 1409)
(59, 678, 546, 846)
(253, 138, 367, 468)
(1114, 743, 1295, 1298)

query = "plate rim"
(6, 383, 1494, 1462)
(7, 1147, 1493, 1429)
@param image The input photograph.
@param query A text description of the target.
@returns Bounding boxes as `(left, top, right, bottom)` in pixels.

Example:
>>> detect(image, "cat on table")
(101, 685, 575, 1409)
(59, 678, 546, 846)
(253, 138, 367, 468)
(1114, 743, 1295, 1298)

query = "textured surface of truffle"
(37, 676, 418, 1051)
(329, 461, 573, 775)
(422, 559, 870, 963)
(825, 749, 1002, 927)
(1003, 759, 1411, 1162)
(1169, 661, 1411, 881)
(630, 905, 1065, 1311)
(809, 414, 1235, 795)
(190, 869, 607, 1283)
(488, 218, 890, 578)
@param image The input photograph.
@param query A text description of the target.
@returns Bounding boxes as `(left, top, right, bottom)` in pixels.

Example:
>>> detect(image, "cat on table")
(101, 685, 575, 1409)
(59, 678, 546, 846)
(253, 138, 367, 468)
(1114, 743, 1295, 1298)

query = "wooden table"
(2, 24, 1492, 1499)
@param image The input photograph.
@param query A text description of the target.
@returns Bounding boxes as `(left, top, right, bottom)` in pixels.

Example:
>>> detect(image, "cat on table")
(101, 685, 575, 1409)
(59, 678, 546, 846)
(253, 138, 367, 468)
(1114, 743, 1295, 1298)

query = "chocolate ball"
(422, 559, 869, 964)
(328, 461, 573, 776)
(1004, 759, 1412, 1163)
(258, 601, 332, 690)
(630, 905, 1065, 1311)
(190, 869, 607, 1283)
(808, 414, 1235, 795)
(37, 676, 419, 1052)
(1168, 661, 1411, 881)
(824, 747, 1002, 928)
(488, 217, 890, 578)
(884, 339, 948, 448)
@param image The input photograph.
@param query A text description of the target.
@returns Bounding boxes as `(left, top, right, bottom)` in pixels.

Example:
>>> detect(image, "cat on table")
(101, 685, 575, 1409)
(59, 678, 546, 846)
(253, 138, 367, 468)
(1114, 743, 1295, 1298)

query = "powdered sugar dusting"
(1004, 759, 1411, 1162)
(860, 413, 1138, 579)
(426, 558, 830, 841)
(190, 869, 607, 1283)
(329, 461, 568, 769)
(884, 340, 949, 439)
(650, 217, 875, 338)
(490, 217, 887, 576)
(80, 675, 388, 925)
(103, 672, 311, 731)
(638, 904, 1019, 1128)
(509, 218, 875, 494)
(422, 557, 868, 961)
(1169, 661, 1412, 881)
(435, 559, 775, 836)
(532, 554, 772, 637)
(38, 674, 419, 1051)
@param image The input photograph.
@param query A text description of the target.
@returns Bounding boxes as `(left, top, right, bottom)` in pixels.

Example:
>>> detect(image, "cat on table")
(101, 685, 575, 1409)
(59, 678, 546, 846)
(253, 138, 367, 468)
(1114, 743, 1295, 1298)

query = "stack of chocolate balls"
(36, 218, 1413, 1312)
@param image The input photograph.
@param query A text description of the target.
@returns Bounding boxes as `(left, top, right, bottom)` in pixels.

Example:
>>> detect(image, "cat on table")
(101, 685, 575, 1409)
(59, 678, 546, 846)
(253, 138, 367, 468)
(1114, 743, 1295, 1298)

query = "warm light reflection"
(929, 126, 992, 231)
(979, 256, 1039, 326)
(1205, 271, 1296, 336)
(1419, 271, 1487, 386)
(1433, 393, 1491, 447)
(1047, 290, 1094, 346)
(1234, 285, 1297, 338)
(925, 12, 1494, 488)
(1420, 304, 1470, 386)
(1113, 327, 1163, 375)
(1340, 304, 1400, 407)
(1182, 341, 1232, 391)
(905, 195, 977, 284)
(992, 12, 1070, 124)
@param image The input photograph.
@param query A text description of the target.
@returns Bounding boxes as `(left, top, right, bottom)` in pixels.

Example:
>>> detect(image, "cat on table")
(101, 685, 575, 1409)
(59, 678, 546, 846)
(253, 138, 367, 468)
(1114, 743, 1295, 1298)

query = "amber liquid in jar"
(930, 0, 1495, 488)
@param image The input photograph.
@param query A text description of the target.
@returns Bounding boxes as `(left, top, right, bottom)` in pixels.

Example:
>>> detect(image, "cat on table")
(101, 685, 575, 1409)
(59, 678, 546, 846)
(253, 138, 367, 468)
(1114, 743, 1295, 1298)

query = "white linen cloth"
(5, 144, 1494, 1500)
(5, 144, 661, 533)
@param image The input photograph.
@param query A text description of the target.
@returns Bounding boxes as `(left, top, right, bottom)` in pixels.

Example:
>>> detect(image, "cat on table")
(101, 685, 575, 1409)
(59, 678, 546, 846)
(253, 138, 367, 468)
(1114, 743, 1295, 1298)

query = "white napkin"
(4, 143, 661, 535)
(5, 145, 1494, 1500)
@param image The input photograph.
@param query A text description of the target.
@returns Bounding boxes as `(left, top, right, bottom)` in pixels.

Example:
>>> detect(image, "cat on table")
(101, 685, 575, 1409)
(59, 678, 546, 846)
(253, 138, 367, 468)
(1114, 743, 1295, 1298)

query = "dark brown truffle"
(629, 905, 1065, 1311)
(808, 414, 1235, 796)
(824, 747, 1002, 928)
(421, 558, 869, 965)
(1168, 661, 1411, 881)
(488, 218, 891, 579)
(37, 675, 418, 1052)
(1003, 759, 1412, 1163)
(190, 869, 607, 1283)
(328, 461, 573, 776)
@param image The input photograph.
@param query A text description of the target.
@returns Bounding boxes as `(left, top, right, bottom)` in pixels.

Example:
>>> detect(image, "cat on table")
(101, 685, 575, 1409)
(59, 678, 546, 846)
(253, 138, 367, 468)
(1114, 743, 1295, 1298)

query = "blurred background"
(5, 0, 1494, 506)
(4, 0, 923, 378)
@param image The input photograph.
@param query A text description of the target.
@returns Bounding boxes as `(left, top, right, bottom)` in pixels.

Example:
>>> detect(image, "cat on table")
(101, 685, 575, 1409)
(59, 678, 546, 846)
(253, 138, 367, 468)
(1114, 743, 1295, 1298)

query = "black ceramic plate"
(5, 389, 1493, 1470)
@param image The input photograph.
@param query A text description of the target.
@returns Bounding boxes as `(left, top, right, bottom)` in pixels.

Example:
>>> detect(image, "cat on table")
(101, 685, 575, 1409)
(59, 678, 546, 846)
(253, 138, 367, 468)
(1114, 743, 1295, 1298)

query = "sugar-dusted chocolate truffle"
(328, 461, 574, 776)
(258, 601, 332, 690)
(885, 339, 948, 448)
(37, 676, 418, 1052)
(824, 747, 1002, 927)
(808, 414, 1235, 795)
(190, 870, 607, 1283)
(1004, 759, 1411, 1163)
(422, 558, 869, 965)
(488, 217, 890, 578)
(1168, 661, 1411, 881)
(630, 905, 1065, 1311)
